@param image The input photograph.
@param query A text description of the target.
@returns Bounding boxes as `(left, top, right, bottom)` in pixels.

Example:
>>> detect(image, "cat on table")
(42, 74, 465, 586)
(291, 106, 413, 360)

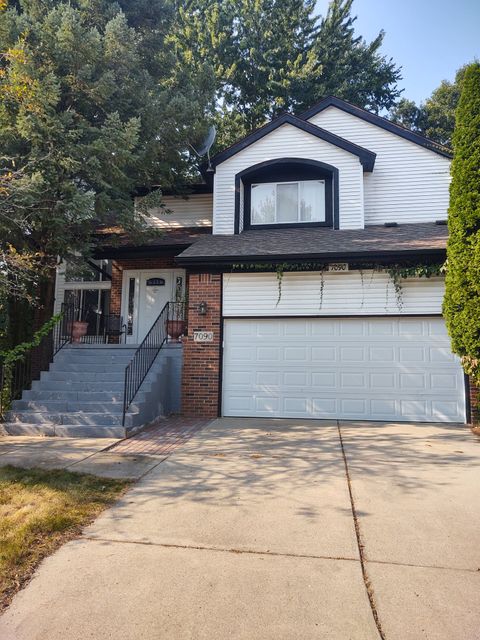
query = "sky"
(316, 0, 480, 103)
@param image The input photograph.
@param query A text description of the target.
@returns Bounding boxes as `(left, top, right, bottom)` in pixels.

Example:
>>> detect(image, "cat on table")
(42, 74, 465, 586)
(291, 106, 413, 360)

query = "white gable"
(307, 106, 451, 225)
(213, 123, 364, 234)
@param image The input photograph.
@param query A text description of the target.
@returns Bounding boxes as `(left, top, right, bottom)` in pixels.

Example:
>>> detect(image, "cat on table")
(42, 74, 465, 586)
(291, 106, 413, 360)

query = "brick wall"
(109, 256, 176, 315)
(181, 272, 222, 418)
(469, 378, 479, 426)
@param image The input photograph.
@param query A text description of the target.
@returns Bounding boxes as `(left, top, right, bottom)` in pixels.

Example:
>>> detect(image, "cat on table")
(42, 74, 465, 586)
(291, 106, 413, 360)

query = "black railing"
(122, 302, 186, 425)
(69, 309, 126, 344)
(0, 303, 75, 418)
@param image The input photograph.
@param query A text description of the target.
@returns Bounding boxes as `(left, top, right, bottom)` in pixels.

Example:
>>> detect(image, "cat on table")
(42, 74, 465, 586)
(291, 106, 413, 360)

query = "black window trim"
(234, 158, 340, 233)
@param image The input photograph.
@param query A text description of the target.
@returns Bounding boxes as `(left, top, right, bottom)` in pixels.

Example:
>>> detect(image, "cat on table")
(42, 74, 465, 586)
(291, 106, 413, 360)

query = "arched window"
(235, 158, 339, 232)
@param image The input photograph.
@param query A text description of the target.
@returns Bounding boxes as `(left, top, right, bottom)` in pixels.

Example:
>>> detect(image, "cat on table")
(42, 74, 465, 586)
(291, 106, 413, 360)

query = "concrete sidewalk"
(0, 418, 479, 639)
(0, 417, 208, 479)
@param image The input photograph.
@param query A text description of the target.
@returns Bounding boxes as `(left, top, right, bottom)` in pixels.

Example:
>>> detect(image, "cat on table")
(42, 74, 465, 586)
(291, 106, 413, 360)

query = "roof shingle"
(176, 223, 448, 264)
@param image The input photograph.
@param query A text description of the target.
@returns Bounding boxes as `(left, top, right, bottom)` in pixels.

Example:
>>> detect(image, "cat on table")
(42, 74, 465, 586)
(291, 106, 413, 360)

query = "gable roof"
(210, 112, 376, 171)
(300, 96, 453, 159)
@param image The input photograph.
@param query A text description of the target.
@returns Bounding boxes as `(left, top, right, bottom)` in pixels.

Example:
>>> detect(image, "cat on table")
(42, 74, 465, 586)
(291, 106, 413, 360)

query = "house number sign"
(193, 330, 214, 343)
(328, 262, 349, 272)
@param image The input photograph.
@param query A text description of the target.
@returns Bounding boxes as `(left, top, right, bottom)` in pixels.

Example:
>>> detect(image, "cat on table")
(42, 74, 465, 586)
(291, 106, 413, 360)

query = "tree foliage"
(389, 66, 468, 147)
(171, 0, 402, 146)
(0, 0, 214, 309)
(443, 63, 480, 387)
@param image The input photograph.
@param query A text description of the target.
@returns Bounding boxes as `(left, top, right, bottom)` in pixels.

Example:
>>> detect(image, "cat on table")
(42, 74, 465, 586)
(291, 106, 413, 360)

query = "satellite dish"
(190, 125, 216, 172)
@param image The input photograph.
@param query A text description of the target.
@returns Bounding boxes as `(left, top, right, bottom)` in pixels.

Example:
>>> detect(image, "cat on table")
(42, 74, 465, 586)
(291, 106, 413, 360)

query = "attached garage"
(221, 272, 466, 424)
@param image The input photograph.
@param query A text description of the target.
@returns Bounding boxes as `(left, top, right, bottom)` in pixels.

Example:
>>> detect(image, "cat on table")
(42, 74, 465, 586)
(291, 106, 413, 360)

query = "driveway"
(0, 419, 479, 639)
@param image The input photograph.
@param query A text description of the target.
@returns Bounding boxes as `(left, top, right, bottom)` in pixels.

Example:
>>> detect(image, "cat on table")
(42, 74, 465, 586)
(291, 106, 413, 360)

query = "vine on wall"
(231, 262, 445, 310)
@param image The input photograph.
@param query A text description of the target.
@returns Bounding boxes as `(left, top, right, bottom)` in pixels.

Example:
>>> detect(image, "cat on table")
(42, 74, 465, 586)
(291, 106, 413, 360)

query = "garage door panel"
(222, 318, 466, 423)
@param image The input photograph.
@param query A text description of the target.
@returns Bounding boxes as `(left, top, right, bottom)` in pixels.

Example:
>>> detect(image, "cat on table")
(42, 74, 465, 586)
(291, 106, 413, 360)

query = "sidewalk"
(0, 417, 210, 479)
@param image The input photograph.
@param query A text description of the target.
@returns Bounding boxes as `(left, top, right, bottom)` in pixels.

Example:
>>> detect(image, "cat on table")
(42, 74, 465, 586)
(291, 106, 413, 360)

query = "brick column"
(181, 272, 222, 417)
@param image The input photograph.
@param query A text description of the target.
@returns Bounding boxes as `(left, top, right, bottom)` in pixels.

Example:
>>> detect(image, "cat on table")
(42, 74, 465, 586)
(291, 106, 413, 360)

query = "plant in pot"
(166, 294, 186, 343)
(71, 308, 89, 344)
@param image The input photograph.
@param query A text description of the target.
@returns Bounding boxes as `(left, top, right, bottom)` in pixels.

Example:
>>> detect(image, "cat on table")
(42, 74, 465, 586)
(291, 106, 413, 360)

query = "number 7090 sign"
(193, 331, 214, 343)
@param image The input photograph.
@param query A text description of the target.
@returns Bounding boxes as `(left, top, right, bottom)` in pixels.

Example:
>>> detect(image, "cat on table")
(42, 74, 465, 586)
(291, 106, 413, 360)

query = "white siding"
(222, 271, 445, 316)
(147, 193, 212, 229)
(307, 106, 451, 225)
(213, 123, 364, 234)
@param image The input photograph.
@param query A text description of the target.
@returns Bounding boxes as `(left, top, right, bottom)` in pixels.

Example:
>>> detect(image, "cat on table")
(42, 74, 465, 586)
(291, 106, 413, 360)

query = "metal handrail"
(122, 301, 185, 426)
(0, 303, 75, 418)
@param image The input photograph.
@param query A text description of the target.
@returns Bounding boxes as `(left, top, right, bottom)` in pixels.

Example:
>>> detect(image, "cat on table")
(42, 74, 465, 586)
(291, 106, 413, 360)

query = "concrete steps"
(3, 344, 183, 438)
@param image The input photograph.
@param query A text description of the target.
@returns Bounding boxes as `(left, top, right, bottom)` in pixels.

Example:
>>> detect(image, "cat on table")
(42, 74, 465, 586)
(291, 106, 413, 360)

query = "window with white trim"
(251, 180, 325, 225)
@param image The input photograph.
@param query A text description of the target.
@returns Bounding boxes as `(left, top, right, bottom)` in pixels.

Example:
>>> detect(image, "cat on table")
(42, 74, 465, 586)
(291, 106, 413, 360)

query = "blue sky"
(316, 0, 480, 103)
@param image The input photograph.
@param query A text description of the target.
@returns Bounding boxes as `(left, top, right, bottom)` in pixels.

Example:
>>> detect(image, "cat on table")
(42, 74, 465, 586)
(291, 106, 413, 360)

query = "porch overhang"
(93, 227, 212, 260)
(174, 222, 448, 268)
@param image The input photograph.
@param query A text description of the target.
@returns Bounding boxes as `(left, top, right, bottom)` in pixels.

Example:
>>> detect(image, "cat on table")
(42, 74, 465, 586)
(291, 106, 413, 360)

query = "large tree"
(389, 66, 467, 147)
(171, 0, 402, 147)
(443, 63, 480, 393)
(0, 0, 213, 324)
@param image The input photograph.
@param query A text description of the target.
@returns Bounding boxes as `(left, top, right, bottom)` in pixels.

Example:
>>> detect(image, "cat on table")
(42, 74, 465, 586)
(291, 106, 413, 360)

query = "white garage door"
(222, 317, 466, 423)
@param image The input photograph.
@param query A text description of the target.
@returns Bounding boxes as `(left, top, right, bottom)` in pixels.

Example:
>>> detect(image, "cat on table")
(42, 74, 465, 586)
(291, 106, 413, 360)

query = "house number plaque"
(328, 262, 349, 272)
(193, 331, 214, 343)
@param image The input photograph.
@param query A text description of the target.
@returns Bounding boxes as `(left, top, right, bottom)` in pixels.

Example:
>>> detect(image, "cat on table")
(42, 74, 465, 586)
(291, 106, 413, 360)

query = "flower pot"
(71, 321, 89, 343)
(471, 425, 480, 437)
(167, 319, 185, 343)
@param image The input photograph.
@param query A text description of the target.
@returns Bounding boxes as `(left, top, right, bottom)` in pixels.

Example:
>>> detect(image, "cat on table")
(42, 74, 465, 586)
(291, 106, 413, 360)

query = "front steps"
(3, 344, 182, 438)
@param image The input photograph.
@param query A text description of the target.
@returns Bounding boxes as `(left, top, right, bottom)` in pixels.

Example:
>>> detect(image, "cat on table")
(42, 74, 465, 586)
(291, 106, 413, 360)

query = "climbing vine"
(0, 312, 64, 414)
(231, 261, 445, 309)
(319, 270, 325, 309)
(386, 263, 444, 311)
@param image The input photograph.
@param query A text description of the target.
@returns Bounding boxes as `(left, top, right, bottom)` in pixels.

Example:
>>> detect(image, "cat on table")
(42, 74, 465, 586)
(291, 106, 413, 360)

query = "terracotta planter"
(71, 321, 89, 343)
(167, 319, 185, 343)
(470, 425, 480, 437)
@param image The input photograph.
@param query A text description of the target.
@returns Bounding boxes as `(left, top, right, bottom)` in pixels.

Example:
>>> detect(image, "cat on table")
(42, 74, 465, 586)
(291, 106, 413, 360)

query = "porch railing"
(0, 303, 75, 417)
(70, 309, 127, 344)
(122, 301, 186, 426)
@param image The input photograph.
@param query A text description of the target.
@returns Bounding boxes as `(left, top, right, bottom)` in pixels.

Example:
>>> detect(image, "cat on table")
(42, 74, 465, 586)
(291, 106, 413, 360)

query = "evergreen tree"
(0, 0, 213, 322)
(389, 66, 468, 147)
(172, 0, 402, 147)
(443, 63, 480, 390)
(303, 0, 401, 113)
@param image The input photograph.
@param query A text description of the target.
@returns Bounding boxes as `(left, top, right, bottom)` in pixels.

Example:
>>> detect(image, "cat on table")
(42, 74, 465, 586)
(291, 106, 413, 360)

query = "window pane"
(300, 181, 325, 222)
(65, 259, 111, 282)
(251, 183, 275, 224)
(276, 183, 298, 222)
(127, 277, 135, 335)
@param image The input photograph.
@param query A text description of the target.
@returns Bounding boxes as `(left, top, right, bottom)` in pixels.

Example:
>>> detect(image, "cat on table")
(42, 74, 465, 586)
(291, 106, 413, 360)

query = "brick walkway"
(110, 416, 210, 456)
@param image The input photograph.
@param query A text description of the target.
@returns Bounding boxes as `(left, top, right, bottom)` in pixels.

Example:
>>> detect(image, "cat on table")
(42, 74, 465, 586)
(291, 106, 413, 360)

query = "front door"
(122, 270, 174, 344)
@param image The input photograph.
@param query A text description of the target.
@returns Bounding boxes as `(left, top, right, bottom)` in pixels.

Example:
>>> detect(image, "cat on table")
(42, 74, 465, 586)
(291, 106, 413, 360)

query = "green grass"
(0, 465, 130, 611)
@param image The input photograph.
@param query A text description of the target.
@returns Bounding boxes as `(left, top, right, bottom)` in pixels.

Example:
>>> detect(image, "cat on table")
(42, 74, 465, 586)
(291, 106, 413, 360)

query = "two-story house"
(9, 96, 471, 437)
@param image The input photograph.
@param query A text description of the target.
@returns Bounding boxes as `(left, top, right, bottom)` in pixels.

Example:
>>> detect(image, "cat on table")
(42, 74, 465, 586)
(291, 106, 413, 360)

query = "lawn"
(0, 465, 130, 612)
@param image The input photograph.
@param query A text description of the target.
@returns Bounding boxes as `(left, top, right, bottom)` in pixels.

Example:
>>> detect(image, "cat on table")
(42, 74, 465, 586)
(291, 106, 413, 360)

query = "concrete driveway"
(0, 418, 479, 639)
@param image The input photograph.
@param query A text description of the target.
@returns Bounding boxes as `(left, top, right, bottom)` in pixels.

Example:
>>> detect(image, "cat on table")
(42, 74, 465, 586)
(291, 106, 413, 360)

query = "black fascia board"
(93, 245, 190, 260)
(175, 248, 446, 267)
(210, 113, 376, 172)
(299, 96, 453, 159)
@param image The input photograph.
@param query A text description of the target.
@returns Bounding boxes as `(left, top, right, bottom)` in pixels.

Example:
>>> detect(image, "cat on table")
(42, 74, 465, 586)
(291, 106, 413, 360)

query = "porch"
(53, 256, 187, 346)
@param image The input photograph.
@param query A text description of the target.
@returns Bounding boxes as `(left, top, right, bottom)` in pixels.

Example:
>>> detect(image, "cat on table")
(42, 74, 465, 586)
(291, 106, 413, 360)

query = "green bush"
(443, 63, 480, 384)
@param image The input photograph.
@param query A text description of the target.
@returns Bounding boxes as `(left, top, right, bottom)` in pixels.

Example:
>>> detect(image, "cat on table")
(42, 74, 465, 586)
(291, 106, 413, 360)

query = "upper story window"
(239, 159, 337, 231)
(251, 180, 325, 225)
